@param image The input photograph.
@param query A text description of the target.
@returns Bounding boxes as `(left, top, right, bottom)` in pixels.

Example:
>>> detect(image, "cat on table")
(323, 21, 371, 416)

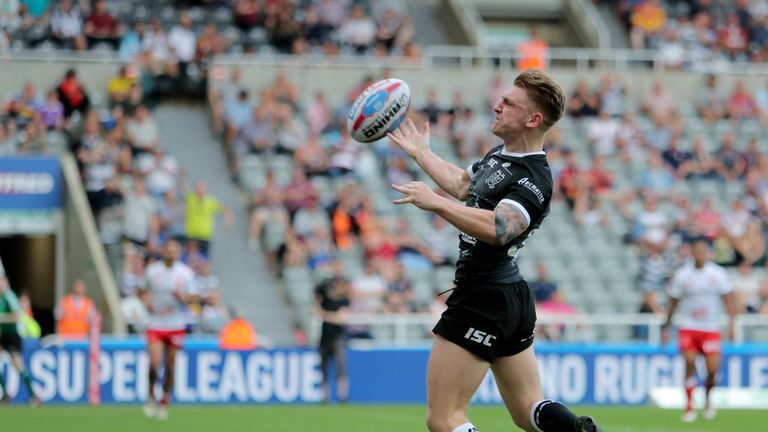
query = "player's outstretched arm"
(723, 291, 737, 341)
(387, 119, 470, 201)
(661, 297, 679, 345)
(392, 182, 529, 245)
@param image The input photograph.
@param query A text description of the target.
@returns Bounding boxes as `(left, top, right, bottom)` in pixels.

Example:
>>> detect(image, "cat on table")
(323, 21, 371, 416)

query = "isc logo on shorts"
(464, 327, 496, 347)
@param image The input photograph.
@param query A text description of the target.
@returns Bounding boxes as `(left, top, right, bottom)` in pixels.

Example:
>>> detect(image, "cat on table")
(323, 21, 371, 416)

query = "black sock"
(531, 400, 579, 432)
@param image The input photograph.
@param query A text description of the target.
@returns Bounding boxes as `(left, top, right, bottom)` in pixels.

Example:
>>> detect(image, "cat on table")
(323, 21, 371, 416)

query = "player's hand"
(387, 119, 430, 160)
(392, 181, 440, 211)
(660, 325, 670, 346)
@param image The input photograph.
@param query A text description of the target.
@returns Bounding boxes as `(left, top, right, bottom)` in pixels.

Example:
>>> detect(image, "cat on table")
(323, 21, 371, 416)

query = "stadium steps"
(404, 0, 465, 46)
(155, 104, 294, 345)
(595, 3, 631, 49)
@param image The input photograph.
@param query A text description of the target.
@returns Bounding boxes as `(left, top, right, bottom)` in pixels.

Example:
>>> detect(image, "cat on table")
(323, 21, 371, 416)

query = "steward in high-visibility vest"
(55, 280, 95, 338)
(219, 317, 257, 350)
(517, 29, 549, 71)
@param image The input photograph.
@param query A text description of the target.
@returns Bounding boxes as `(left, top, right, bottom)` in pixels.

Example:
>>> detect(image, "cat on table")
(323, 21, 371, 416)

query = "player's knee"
(511, 410, 532, 431)
(425, 410, 451, 432)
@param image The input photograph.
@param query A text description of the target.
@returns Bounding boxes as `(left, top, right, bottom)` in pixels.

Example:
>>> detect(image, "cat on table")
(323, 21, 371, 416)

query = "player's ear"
(526, 112, 544, 129)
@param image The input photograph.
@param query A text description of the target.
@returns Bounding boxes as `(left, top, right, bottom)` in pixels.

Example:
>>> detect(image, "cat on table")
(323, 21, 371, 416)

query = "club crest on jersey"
(485, 170, 505, 189)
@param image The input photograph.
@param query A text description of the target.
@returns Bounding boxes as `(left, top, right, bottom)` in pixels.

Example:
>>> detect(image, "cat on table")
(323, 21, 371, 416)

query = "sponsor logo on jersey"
(460, 232, 477, 245)
(487, 159, 498, 168)
(517, 177, 545, 203)
(485, 170, 505, 189)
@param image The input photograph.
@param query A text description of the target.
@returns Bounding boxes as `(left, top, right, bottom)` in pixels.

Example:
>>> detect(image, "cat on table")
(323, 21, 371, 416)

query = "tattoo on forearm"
(494, 203, 529, 245)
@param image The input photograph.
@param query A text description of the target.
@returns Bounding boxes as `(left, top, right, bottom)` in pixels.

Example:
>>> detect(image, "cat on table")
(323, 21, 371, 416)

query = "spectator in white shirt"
(732, 262, 762, 313)
(0, 0, 21, 32)
(168, 11, 197, 76)
(137, 147, 179, 197)
(658, 27, 686, 69)
(317, 0, 347, 28)
(122, 177, 158, 251)
(51, 0, 84, 49)
(338, 5, 376, 54)
(126, 104, 161, 153)
(587, 110, 620, 157)
(143, 18, 171, 72)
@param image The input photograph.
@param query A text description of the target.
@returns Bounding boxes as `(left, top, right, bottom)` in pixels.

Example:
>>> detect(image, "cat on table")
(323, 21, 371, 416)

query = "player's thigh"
(165, 344, 182, 372)
(10, 350, 26, 371)
(147, 340, 165, 369)
(427, 334, 489, 417)
(681, 350, 698, 371)
(704, 352, 721, 376)
(490, 345, 544, 428)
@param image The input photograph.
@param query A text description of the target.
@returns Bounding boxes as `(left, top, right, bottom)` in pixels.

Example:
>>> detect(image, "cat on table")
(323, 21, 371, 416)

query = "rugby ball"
(347, 78, 411, 143)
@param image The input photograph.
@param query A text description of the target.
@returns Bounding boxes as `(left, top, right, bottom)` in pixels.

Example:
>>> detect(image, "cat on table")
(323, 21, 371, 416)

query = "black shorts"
(0, 332, 22, 353)
(433, 280, 537, 363)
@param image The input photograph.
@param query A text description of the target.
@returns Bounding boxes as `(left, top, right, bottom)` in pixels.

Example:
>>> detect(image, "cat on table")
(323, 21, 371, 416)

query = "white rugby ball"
(347, 78, 411, 143)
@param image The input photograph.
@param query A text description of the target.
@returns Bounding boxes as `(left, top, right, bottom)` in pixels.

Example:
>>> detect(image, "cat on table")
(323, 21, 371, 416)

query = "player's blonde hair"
(514, 70, 566, 131)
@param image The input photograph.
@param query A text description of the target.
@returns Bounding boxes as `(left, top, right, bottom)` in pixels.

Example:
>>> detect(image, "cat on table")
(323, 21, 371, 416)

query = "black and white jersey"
(455, 145, 553, 283)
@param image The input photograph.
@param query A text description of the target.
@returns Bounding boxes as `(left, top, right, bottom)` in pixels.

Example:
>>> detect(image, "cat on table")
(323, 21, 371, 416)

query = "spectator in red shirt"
(692, 197, 721, 241)
(281, 167, 319, 217)
(233, 0, 262, 32)
(726, 80, 758, 120)
(587, 155, 614, 199)
(85, 0, 122, 49)
(719, 13, 748, 60)
(558, 149, 586, 211)
(56, 68, 90, 118)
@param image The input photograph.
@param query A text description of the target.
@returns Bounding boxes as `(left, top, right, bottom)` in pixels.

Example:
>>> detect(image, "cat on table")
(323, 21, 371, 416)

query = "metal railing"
(311, 313, 768, 346)
(4, 45, 768, 76)
(422, 45, 768, 74)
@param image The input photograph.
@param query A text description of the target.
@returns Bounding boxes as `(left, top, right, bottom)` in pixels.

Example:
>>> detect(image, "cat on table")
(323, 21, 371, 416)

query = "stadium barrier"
(0, 338, 766, 405)
(309, 313, 768, 346)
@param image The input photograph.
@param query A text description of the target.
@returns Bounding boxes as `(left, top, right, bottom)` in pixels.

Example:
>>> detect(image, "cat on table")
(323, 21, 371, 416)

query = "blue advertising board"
(1, 339, 766, 404)
(0, 156, 62, 209)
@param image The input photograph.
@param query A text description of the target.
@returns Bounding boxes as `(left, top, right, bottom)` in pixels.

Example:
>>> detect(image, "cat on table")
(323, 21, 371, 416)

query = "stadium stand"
(606, 0, 768, 64)
(1, 0, 767, 346)
(208, 59, 768, 342)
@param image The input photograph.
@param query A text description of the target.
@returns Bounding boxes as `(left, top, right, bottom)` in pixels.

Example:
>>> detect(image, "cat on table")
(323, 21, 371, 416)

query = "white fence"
(311, 313, 768, 346)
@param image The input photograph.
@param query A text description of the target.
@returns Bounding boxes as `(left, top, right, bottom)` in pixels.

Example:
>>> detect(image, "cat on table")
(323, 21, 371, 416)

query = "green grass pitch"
(3, 404, 761, 431)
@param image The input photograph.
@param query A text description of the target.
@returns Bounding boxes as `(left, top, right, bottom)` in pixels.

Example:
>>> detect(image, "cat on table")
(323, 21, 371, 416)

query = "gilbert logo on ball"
(348, 78, 411, 143)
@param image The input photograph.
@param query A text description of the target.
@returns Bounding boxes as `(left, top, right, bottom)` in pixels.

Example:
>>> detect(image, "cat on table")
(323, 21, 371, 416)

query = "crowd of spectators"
(550, 70, 768, 325)
(0, 1, 420, 63)
(0, 60, 240, 335)
(210, 65, 768, 339)
(3, 1, 768, 342)
(609, 0, 768, 65)
(209, 67, 495, 325)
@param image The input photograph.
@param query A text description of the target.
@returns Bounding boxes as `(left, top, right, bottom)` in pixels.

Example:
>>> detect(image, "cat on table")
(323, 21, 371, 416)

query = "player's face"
(491, 86, 537, 139)
(163, 242, 180, 263)
(692, 241, 710, 263)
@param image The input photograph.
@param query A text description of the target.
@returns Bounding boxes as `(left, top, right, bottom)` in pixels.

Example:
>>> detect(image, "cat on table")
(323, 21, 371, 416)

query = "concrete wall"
(0, 56, 124, 101)
(61, 153, 124, 334)
(210, 59, 767, 110)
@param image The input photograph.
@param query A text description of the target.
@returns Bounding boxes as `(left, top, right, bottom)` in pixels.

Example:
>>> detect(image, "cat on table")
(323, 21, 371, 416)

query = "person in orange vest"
(218, 310, 257, 351)
(55, 279, 96, 339)
(517, 27, 549, 71)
